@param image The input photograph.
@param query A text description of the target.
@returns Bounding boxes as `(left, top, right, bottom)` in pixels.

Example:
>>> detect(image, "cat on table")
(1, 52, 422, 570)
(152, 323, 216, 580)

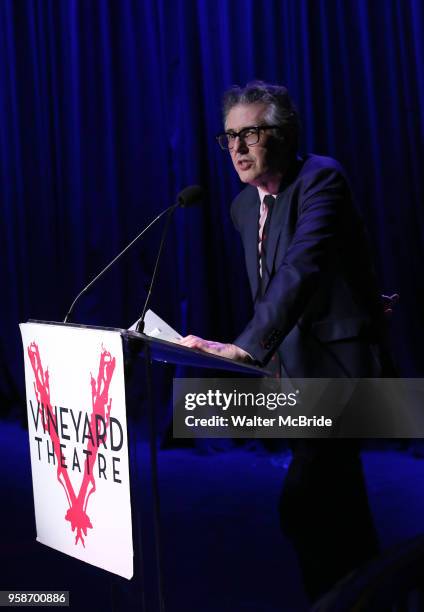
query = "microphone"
(63, 185, 203, 324)
(135, 185, 204, 333)
(176, 184, 204, 207)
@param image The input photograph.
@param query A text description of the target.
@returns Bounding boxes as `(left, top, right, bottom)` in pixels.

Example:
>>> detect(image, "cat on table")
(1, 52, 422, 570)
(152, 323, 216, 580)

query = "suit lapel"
(242, 189, 260, 300)
(261, 157, 304, 294)
(261, 194, 286, 293)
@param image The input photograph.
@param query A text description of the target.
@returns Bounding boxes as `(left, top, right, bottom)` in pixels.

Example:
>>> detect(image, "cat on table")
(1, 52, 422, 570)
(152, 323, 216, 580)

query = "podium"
(20, 320, 266, 611)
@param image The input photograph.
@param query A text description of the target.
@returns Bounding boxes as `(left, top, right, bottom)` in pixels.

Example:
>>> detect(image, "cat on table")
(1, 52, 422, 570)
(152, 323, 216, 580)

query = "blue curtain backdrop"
(1, 0, 423, 415)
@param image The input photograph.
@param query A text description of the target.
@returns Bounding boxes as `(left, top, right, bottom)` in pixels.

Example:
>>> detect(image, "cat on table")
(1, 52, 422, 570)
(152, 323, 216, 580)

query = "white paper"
(128, 309, 182, 343)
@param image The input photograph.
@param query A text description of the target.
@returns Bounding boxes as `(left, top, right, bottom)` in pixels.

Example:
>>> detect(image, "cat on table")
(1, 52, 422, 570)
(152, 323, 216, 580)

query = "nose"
(233, 135, 249, 154)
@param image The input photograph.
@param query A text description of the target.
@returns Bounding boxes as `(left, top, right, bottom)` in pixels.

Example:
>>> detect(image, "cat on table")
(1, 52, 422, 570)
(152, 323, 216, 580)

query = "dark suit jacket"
(231, 154, 391, 378)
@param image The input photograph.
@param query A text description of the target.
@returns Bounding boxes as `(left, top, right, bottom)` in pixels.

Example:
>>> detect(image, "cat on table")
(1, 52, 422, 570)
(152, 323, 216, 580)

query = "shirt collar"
(257, 186, 276, 206)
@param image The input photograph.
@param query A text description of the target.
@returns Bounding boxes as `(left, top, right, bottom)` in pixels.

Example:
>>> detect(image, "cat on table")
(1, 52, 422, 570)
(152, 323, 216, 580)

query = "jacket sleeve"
(234, 166, 350, 365)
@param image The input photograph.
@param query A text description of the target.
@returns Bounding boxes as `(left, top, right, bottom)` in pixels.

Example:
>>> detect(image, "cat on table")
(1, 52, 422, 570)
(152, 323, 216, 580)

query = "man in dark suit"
(181, 81, 391, 601)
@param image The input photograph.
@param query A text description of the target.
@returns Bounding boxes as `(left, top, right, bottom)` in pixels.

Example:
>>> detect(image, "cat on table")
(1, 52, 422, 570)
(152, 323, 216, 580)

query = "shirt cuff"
(232, 345, 255, 363)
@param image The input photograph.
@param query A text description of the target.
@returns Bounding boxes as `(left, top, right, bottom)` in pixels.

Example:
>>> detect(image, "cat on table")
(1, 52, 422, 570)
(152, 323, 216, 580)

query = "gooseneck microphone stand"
(136, 185, 204, 332)
(135, 206, 175, 333)
(64, 185, 203, 325)
(63, 207, 172, 324)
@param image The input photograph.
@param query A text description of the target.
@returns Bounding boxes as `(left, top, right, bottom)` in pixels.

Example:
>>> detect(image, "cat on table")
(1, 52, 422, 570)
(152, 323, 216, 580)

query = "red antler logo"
(27, 342, 116, 546)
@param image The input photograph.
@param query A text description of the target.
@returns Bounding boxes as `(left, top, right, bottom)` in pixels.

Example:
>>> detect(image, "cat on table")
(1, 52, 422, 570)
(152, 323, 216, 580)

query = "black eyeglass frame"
(215, 125, 282, 150)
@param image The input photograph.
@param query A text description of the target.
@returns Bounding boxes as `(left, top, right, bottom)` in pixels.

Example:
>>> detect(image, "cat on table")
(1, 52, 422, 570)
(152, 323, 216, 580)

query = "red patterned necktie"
(258, 194, 280, 377)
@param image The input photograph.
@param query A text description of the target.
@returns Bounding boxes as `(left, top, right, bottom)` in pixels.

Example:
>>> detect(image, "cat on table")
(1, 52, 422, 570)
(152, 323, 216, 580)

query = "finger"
(184, 339, 204, 349)
(180, 335, 199, 345)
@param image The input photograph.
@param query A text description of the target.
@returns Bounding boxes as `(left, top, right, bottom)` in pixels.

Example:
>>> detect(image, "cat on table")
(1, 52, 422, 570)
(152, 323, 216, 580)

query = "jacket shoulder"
(300, 154, 348, 181)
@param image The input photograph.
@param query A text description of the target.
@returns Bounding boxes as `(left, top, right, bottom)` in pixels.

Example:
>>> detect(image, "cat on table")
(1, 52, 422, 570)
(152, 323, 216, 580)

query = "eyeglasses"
(216, 125, 281, 150)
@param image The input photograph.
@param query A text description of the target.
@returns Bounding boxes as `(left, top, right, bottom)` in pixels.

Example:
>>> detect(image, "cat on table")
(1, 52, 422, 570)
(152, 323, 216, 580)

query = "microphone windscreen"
(176, 185, 204, 207)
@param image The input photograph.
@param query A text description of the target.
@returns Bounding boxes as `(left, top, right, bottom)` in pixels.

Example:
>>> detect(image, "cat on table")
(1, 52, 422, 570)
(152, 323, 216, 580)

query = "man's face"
(224, 103, 282, 186)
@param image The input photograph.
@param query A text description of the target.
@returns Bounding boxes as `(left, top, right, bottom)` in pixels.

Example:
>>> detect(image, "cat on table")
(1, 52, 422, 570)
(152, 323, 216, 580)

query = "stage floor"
(1, 420, 424, 611)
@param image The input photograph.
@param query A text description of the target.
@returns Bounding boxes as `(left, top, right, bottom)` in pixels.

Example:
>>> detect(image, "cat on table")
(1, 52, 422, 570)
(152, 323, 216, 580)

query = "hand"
(179, 335, 251, 362)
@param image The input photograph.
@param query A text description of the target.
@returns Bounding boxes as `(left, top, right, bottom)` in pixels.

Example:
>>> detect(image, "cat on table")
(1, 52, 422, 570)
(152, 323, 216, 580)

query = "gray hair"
(222, 80, 300, 152)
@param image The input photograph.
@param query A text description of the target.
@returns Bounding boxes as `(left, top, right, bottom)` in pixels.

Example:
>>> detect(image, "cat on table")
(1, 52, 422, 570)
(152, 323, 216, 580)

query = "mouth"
(237, 158, 254, 171)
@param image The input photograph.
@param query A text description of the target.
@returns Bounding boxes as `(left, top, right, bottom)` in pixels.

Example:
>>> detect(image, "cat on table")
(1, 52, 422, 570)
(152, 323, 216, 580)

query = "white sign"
(19, 322, 133, 579)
